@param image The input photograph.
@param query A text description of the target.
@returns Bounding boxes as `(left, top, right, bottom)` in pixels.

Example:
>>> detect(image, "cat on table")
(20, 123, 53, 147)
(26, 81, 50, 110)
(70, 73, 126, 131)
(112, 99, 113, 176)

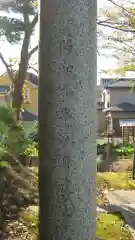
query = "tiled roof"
(103, 102, 135, 112)
(0, 72, 38, 87)
(22, 110, 38, 121)
(27, 72, 38, 86)
(106, 79, 135, 88)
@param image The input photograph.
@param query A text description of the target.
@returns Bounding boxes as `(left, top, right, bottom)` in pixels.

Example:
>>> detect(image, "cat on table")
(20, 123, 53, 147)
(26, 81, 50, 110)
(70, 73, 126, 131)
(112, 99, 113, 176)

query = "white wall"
(96, 110, 106, 133)
(103, 89, 110, 109)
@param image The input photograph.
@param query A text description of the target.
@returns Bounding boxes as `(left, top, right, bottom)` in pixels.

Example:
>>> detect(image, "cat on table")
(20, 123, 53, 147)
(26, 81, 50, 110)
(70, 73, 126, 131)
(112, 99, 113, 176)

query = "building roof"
(22, 110, 38, 121)
(27, 72, 38, 86)
(119, 119, 135, 127)
(106, 79, 135, 89)
(0, 72, 38, 87)
(103, 102, 135, 112)
(101, 77, 135, 88)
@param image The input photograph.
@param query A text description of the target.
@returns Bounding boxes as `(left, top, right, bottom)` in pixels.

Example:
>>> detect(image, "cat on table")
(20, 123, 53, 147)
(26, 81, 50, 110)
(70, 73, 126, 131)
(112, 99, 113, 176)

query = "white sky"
(0, 0, 118, 85)
(97, 0, 118, 84)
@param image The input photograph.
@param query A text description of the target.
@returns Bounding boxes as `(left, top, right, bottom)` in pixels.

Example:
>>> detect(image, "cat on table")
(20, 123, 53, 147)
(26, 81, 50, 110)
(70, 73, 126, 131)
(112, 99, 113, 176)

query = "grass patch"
(96, 212, 132, 240)
(21, 210, 38, 227)
(97, 172, 135, 190)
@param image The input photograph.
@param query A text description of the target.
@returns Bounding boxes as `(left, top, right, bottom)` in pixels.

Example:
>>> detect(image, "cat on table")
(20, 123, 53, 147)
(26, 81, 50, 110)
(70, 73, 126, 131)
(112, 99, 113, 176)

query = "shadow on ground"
(99, 204, 135, 232)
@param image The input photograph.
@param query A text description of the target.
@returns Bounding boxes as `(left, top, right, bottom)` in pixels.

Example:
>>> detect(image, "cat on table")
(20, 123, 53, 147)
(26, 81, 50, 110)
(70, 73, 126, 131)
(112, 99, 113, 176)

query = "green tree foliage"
(0, 106, 31, 166)
(0, 0, 38, 43)
(98, 0, 135, 76)
(0, 0, 38, 119)
(28, 121, 38, 148)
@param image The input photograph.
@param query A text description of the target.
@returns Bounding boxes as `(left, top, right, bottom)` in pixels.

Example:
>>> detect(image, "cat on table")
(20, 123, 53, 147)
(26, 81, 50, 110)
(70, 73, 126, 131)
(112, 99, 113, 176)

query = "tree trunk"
(12, 28, 30, 120)
(12, 77, 24, 120)
(39, 0, 97, 239)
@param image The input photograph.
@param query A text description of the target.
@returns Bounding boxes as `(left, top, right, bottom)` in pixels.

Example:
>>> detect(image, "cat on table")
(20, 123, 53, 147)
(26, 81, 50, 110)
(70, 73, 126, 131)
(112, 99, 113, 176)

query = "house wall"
(109, 88, 135, 106)
(23, 82, 38, 115)
(0, 74, 11, 86)
(0, 98, 7, 106)
(103, 89, 110, 108)
(112, 112, 135, 119)
(101, 82, 135, 136)
(96, 110, 106, 134)
(0, 73, 38, 115)
(96, 85, 102, 102)
(111, 112, 135, 136)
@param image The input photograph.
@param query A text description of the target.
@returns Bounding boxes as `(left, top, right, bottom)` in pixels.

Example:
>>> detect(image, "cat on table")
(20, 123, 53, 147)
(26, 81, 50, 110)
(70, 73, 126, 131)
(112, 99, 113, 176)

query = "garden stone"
(9, 205, 19, 214)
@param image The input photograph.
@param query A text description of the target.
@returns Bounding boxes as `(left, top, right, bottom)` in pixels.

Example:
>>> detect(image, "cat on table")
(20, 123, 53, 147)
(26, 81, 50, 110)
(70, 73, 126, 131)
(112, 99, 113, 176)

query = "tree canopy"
(0, 0, 38, 43)
(0, 0, 38, 119)
(98, 0, 135, 76)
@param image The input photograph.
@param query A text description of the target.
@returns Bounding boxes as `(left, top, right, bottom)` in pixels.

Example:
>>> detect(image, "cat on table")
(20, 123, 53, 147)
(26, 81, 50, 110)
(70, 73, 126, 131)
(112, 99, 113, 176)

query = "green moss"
(21, 209, 38, 239)
(97, 172, 135, 190)
(96, 213, 132, 240)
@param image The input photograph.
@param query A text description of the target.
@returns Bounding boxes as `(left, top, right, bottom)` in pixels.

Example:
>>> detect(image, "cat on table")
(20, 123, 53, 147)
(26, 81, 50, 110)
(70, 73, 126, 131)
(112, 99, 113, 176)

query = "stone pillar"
(39, 0, 97, 239)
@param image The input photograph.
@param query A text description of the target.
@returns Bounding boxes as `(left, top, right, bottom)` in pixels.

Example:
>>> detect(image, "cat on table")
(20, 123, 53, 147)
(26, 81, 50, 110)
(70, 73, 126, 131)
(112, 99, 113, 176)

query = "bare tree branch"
(0, 53, 14, 81)
(108, 0, 135, 17)
(28, 66, 38, 74)
(98, 21, 135, 33)
(28, 45, 38, 59)
(30, 14, 38, 30)
(98, 0, 135, 33)
(31, 61, 38, 66)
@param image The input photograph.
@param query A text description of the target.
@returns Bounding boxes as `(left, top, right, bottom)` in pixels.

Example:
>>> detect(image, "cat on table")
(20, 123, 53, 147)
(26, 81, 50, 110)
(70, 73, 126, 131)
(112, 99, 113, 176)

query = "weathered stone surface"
(39, 0, 97, 239)
(9, 205, 19, 214)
